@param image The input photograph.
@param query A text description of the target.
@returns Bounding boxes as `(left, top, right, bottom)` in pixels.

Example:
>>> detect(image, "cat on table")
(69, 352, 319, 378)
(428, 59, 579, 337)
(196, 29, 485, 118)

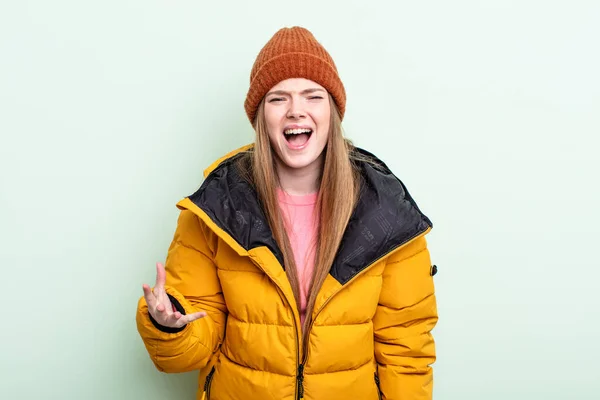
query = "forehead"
(269, 78, 326, 92)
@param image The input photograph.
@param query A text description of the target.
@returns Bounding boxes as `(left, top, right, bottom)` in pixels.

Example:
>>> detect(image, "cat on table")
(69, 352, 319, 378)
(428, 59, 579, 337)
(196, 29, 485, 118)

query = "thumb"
(180, 311, 208, 326)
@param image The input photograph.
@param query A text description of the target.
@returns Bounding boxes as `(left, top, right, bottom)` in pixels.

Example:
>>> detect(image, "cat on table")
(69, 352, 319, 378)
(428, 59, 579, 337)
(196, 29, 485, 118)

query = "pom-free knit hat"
(244, 26, 346, 124)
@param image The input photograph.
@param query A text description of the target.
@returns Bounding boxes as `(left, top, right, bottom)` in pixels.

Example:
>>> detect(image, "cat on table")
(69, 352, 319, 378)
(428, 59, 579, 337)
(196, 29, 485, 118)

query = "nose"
(286, 98, 306, 119)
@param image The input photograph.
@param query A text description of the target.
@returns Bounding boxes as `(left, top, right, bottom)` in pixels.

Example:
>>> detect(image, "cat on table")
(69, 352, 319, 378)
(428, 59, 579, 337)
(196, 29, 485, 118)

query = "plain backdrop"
(1, 1, 599, 399)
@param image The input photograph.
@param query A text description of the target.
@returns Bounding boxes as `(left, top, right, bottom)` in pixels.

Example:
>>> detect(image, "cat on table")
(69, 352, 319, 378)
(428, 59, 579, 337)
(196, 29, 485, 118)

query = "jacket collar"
(183, 144, 432, 285)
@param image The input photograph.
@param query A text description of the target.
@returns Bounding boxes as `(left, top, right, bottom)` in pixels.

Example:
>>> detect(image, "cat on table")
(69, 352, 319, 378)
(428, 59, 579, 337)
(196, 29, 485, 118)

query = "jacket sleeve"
(373, 234, 438, 400)
(136, 209, 227, 373)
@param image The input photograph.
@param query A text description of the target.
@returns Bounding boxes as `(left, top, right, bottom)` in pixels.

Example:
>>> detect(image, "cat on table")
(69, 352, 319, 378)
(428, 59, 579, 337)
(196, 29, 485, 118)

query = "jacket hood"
(182, 144, 432, 285)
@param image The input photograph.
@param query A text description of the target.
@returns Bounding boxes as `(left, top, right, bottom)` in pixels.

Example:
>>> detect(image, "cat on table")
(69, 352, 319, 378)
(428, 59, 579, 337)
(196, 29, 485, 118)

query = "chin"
(280, 153, 320, 170)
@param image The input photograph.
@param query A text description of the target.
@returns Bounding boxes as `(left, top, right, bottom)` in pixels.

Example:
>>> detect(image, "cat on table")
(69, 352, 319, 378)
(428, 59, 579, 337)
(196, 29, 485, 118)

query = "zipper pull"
(297, 364, 305, 399)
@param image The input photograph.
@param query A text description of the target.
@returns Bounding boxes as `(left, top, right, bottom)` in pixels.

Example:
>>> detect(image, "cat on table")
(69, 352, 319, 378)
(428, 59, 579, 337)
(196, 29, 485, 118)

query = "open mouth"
(283, 128, 313, 147)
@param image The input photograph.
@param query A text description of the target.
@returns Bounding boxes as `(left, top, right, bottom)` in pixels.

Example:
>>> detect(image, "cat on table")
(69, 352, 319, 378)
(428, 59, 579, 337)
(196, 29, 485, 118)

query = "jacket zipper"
(288, 294, 302, 400)
(300, 227, 431, 396)
(297, 363, 305, 399)
(264, 272, 302, 400)
(201, 366, 216, 400)
(374, 373, 382, 400)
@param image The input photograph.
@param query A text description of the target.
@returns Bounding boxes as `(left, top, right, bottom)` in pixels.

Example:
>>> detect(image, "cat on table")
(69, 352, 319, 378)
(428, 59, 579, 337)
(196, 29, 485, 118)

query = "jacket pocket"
(202, 366, 216, 400)
(374, 372, 382, 400)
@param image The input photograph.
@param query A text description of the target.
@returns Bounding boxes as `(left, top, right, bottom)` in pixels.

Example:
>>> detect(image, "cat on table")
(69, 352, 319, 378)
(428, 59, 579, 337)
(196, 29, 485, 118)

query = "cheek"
(264, 108, 283, 141)
(266, 124, 278, 143)
(316, 113, 331, 136)
(313, 105, 331, 129)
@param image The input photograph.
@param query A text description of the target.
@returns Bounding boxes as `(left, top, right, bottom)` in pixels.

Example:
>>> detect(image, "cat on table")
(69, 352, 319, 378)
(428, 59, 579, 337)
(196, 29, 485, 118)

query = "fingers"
(153, 302, 169, 320)
(142, 283, 152, 297)
(155, 262, 167, 290)
(142, 262, 206, 328)
(142, 284, 157, 309)
(153, 309, 207, 328)
(149, 299, 173, 325)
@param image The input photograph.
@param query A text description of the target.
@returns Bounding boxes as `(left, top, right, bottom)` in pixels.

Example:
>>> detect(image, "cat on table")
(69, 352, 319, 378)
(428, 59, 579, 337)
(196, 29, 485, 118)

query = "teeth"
(284, 128, 312, 135)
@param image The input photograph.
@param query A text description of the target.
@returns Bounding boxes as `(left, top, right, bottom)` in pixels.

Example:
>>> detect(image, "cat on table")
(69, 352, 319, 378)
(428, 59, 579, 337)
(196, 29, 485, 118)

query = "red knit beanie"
(244, 26, 346, 124)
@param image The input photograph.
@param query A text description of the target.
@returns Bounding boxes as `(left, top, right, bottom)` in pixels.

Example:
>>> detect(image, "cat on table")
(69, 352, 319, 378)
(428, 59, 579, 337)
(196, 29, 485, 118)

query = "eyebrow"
(266, 88, 326, 97)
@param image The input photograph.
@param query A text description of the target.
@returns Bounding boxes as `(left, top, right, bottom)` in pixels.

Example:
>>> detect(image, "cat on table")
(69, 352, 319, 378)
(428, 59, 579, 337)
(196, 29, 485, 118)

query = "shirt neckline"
(276, 188, 318, 206)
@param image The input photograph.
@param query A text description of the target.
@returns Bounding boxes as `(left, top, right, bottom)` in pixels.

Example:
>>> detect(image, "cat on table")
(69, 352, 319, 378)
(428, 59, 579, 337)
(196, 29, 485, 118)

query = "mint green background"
(1, 1, 599, 399)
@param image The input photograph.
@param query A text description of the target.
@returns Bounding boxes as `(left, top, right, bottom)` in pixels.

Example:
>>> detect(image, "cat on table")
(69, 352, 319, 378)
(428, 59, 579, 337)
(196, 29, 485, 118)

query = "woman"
(136, 26, 438, 400)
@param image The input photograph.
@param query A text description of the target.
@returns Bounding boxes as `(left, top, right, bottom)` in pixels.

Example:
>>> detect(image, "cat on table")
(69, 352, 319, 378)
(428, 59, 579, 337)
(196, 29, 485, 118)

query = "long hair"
(237, 95, 361, 337)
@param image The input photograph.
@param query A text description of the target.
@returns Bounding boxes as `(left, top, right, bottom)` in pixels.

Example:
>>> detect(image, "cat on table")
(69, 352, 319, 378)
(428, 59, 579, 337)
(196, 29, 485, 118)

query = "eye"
(308, 96, 324, 100)
(268, 97, 285, 103)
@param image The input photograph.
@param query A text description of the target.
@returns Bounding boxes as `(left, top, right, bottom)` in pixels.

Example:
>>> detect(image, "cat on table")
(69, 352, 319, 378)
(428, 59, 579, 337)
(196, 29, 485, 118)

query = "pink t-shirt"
(277, 189, 318, 326)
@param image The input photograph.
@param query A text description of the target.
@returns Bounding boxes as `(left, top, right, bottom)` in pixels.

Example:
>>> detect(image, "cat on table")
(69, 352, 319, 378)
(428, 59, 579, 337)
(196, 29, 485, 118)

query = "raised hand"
(142, 262, 207, 328)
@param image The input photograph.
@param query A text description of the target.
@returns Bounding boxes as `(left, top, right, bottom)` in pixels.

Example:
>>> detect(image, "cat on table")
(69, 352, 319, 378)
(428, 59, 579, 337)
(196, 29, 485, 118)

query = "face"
(263, 78, 331, 172)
